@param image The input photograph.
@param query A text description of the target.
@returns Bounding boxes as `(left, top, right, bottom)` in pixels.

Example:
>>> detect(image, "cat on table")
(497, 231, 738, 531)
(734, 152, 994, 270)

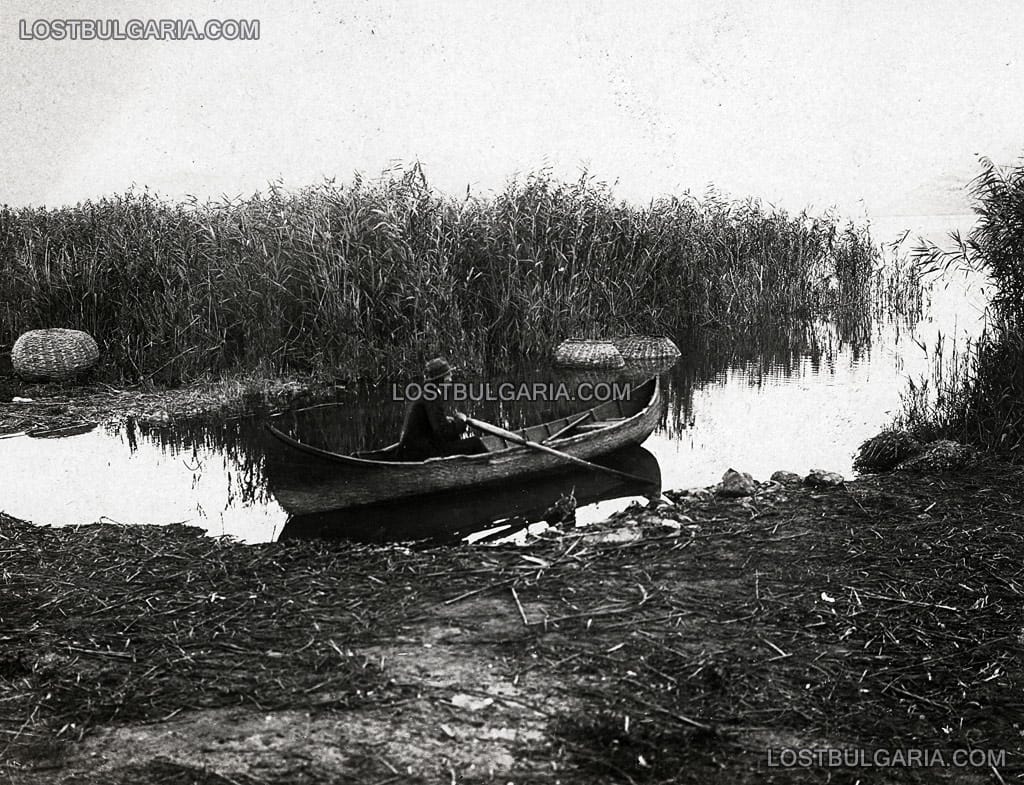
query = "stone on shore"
(770, 470, 802, 485)
(805, 469, 845, 487)
(896, 439, 979, 472)
(717, 468, 758, 497)
(664, 487, 714, 503)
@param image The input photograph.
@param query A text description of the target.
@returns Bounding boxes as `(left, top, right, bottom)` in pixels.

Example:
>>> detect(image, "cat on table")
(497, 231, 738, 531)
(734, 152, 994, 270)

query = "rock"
(635, 514, 683, 533)
(770, 470, 802, 485)
(664, 487, 713, 503)
(450, 694, 494, 712)
(684, 487, 714, 500)
(717, 468, 758, 497)
(581, 527, 643, 545)
(543, 493, 577, 526)
(896, 440, 979, 473)
(854, 429, 923, 472)
(651, 518, 683, 531)
(805, 469, 845, 487)
(638, 513, 669, 527)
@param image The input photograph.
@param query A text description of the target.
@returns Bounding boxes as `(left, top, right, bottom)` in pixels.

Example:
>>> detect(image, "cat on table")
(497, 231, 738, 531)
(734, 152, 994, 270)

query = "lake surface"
(0, 215, 989, 544)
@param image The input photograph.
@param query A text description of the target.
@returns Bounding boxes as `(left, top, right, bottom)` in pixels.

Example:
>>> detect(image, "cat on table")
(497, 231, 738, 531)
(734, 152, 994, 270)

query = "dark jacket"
(397, 392, 468, 459)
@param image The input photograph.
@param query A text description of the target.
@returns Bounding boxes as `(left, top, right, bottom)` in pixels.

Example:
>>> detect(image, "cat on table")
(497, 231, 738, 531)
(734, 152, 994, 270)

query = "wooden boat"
(264, 377, 661, 512)
(277, 445, 661, 543)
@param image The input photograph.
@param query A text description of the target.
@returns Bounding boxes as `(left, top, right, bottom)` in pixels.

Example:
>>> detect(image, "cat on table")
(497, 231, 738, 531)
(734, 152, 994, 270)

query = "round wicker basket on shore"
(552, 339, 625, 369)
(612, 335, 681, 362)
(12, 329, 100, 381)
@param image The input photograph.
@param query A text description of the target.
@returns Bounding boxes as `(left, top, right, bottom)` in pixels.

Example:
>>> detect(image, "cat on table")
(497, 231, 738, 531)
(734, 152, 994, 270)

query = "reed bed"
(897, 326, 1024, 456)
(2, 461, 1022, 783)
(900, 157, 1024, 459)
(0, 167, 890, 385)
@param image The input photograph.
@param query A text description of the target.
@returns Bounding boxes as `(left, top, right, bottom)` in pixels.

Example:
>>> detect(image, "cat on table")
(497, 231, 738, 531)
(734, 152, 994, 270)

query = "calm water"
(0, 216, 989, 544)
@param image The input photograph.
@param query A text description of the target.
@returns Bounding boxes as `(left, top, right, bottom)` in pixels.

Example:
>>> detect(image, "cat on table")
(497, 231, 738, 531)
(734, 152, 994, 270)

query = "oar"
(455, 413, 656, 486)
(541, 410, 593, 444)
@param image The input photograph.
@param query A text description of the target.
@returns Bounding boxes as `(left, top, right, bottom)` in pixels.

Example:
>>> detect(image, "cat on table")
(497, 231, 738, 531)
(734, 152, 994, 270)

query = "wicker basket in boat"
(552, 339, 625, 369)
(12, 328, 100, 381)
(612, 335, 681, 362)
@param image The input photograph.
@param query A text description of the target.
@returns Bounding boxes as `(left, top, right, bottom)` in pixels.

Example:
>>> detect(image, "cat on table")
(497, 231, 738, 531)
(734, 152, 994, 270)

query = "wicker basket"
(12, 329, 100, 381)
(553, 339, 625, 369)
(618, 355, 680, 379)
(612, 335, 681, 361)
(556, 367, 624, 389)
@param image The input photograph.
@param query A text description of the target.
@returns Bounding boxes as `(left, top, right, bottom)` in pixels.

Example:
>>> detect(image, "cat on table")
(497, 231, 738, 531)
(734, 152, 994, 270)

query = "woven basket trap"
(612, 335, 681, 361)
(553, 339, 625, 369)
(12, 328, 100, 381)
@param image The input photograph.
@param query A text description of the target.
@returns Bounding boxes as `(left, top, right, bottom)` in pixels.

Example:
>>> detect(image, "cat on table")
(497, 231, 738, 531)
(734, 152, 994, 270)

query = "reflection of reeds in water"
(659, 318, 876, 439)
(118, 417, 272, 507)
(119, 313, 879, 477)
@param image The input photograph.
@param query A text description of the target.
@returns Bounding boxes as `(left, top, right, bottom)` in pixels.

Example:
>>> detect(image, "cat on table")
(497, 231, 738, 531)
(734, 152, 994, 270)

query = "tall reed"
(0, 165, 890, 384)
(899, 157, 1024, 458)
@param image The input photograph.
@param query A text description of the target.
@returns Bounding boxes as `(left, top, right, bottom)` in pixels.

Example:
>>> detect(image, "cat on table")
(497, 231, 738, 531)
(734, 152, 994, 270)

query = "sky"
(2, 0, 1023, 218)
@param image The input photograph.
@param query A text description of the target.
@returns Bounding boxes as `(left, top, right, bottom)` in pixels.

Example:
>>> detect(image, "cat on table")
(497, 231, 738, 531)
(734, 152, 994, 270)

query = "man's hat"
(424, 357, 456, 382)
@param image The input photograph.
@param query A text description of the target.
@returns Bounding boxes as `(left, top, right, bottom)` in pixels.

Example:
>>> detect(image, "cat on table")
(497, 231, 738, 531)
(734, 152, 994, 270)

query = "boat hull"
(265, 377, 661, 512)
(277, 445, 662, 543)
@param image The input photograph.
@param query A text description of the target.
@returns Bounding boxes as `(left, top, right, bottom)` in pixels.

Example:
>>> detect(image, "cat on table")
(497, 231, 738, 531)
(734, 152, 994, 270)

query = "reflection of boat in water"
(265, 378, 660, 511)
(276, 445, 661, 544)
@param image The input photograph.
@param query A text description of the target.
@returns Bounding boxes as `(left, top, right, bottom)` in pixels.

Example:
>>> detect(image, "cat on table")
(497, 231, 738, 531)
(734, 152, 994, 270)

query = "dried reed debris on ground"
(2, 463, 1023, 783)
(0, 376, 332, 436)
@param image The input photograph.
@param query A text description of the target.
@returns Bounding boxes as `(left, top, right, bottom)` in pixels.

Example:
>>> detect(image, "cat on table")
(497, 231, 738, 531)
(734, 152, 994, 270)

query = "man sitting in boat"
(397, 358, 482, 459)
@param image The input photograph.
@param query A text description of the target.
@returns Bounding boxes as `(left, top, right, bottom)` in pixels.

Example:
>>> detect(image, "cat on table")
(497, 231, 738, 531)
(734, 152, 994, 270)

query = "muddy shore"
(2, 441, 1023, 784)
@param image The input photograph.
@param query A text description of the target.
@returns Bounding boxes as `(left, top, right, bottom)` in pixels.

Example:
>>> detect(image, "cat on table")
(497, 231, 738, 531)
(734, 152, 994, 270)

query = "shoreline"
(3, 462, 1022, 784)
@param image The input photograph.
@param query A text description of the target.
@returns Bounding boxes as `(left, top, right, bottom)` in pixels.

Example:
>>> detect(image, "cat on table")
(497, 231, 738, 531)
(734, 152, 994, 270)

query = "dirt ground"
(2, 447, 1023, 784)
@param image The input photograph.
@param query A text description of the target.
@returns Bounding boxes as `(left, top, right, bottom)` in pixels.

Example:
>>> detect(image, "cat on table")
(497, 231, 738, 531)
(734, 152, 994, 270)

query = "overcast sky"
(2, 0, 1022, 217)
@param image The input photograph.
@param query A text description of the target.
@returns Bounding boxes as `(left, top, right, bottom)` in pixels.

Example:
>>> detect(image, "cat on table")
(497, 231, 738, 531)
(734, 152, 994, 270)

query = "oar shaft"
(541, 410, 593, 444)
(460, 414, 654, 486)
